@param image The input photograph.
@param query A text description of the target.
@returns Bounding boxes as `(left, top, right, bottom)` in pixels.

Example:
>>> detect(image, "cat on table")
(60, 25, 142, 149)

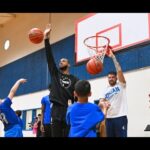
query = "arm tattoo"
(112, 55, 121, 72)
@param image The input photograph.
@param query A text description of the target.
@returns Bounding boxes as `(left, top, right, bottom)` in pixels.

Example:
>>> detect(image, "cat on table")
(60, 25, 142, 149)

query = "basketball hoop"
(83, 35, 111, 63)
(83, 35, 112, 75)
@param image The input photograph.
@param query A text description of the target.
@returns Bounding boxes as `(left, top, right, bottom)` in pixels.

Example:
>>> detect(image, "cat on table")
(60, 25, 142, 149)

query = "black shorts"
(51, 104, 67, 121)
(106, 116, 128, 137)
(43, 124, 52, 137)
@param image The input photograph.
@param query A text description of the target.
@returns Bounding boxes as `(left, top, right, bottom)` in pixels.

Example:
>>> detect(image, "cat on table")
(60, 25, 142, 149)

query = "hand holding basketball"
(44, 24, 52, 39)
(107, 46, 114, 58)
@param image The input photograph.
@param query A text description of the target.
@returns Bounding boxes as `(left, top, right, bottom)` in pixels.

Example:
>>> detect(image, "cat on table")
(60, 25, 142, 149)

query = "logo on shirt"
(60, 76, 71, 89)
(105, 86, 120, 100)
(122, 125, 126, 130)
(0, 113, 8, 124)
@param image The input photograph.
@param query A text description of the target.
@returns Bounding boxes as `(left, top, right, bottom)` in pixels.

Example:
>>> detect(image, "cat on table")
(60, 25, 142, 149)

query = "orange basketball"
(86, 57, 103, 75)
(28, 28, 44, 44)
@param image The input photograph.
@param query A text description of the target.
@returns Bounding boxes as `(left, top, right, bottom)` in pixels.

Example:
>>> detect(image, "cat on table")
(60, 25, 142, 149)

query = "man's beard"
(59, 65, 68, 71)
(109, 80, 116, 86)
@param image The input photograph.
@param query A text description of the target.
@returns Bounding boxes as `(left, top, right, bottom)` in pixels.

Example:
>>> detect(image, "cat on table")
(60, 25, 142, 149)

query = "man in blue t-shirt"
(66, 80, 110, 137)
(40, 85, 51, 137)
(0, 78, 27, 137)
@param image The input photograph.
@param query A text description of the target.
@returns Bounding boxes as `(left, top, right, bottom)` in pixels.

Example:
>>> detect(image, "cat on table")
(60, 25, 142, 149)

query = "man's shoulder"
(41, 95, 50, 103)
(43, 95, 49, 100)
(3, 97, 11, 104)
(117, 81, 126, 88)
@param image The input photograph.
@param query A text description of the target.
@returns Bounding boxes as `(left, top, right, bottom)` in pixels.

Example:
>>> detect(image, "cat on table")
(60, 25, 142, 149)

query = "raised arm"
(108, 48, 126, 84)
(44, 24, 58, 75)
(98, 99, 110, 137)
(98, 99, 110, 117)
(8, 79, 27, 100)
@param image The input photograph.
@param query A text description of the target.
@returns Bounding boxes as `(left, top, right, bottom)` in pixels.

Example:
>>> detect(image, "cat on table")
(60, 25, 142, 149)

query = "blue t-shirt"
(41, 95, 51, 124)
(66, 102, 104, 137)
(18, 117, 23, 129)
(0, 97, 19, 131)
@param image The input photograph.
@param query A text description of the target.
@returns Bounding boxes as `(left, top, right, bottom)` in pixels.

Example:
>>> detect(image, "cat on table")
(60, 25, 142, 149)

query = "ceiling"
(0, 13, 16, 27)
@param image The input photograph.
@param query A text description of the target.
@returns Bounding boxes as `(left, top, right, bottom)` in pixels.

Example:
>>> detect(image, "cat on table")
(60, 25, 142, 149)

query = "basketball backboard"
(75, 13, 150, 63)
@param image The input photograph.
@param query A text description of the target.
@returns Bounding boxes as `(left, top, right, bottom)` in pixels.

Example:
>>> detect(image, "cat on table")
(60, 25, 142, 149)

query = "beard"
(109, 80, 117, 86)
(59, 65, 68, 71)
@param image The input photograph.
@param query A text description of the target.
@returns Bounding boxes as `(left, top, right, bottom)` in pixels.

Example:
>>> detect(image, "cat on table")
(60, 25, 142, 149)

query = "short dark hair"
(15, 110, 22, 117)
(75, 80, 91, 97)
(108, 71, 117, 76)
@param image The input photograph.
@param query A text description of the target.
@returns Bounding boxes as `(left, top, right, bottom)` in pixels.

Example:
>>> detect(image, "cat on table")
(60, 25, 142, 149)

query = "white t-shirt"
(100, 82, 128, 118)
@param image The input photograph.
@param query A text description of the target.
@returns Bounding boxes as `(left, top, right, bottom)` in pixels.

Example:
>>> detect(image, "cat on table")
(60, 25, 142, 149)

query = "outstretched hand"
(99, 99, 111, 110)
(18, 78, 27, 84)
(44, 24, 52, 39)
(106, 46, 114, 58)
(8, 78, 27, 100)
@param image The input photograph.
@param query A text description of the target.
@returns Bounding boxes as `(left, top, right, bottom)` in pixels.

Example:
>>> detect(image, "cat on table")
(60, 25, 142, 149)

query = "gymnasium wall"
(0, 34, 150, 98)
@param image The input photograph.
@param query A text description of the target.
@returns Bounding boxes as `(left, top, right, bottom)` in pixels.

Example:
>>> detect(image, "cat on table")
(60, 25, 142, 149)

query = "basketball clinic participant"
(99, 49, 128, 137)
(66, 80, 110, 137)
(15, 110, 24, 133)
(0, 79, 27, 137)
(40, 85, 52, 137)
(44, 24, 79, 137)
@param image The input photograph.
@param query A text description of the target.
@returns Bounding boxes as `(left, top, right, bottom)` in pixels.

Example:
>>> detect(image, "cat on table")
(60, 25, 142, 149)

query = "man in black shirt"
(44, 24, 79, 137)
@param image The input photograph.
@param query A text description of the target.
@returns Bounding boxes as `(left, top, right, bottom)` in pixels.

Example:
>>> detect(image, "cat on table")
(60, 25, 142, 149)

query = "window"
(22, 108, 41, 131)
(25, 110, 32, 130)
(36, 109, 41, 116)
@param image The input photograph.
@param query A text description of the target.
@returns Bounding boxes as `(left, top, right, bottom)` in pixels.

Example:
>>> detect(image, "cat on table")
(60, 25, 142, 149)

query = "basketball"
(28, 28, 44, 44)
(86, 57, 103, 75)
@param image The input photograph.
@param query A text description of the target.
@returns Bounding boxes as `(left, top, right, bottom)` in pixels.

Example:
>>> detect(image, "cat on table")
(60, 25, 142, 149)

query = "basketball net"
(83, 36, 110, 63)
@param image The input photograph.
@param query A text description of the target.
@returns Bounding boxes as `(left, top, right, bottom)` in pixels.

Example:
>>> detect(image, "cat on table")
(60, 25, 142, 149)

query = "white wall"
(11, 90, 49, 111)
(89, 66, 150, 137)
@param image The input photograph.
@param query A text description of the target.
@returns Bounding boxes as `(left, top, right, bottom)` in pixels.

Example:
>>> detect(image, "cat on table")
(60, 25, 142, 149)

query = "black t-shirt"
(45, 39, 79, 121)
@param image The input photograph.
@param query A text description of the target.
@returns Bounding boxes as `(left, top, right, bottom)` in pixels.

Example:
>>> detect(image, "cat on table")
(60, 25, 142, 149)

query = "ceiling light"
(4, 40, 10, 50)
